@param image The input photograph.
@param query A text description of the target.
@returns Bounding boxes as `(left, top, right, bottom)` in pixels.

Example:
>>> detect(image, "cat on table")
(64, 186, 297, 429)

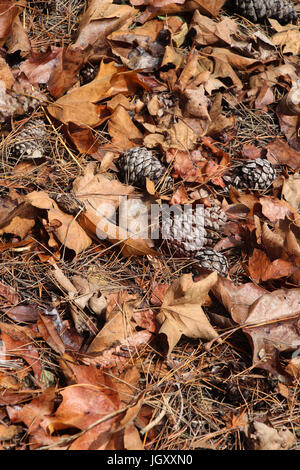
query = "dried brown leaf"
(246, 421, 296, 450)
(157, 272, 220, 355)
(267, 138, 300, 170)
(25, 191, 92, 254)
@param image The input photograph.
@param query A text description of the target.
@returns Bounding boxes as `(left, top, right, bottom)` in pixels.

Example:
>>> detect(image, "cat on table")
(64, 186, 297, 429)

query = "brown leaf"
(7, 387, 66, 449)
(248, 248, 295, 282)
(243, 288, 300, 381)
(150, 282, 170, 306)
(0, 1, 30, 56)
(37, 314, 66, 356)
(0, 195, 37, 240)
(6, 304, 39, 323)
(0, 57, 14, 89)
(282, 173, 300, 211)
(212, 277, 267, 324)
(47, 45, 87, 98)
(267, 138, 300, 170)
(269, 19, 300, 56)
(25, 191, 92, 254)
(87, 293, 138, 354)
(190, 10, 238, 47)
(0, 424, 22, 441)
(72, 164, 155, 256)
(5, 13, 30, 57)
(259, 196, 292, 222)
(246, 421, 296, 450)
(108, 105, 143, 150)
(47, 61, 149, 127)
(0, 280, 18, 308)
(1, 331, 43, 382)
(157, 272, 220, 355)
(255, 82, 275, 110)
(83, 330, 153, 369)
(240, 145, 263, 160)
(75, 0, 136, 57)
(110, 366, 140, 404)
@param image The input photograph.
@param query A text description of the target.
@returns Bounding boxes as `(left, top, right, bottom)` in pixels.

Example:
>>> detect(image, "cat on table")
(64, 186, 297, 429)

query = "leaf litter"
(0, 0, 299, 451)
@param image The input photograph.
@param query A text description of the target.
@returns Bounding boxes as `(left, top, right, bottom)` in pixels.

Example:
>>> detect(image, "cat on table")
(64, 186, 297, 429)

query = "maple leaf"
(156, 272, 220, 355)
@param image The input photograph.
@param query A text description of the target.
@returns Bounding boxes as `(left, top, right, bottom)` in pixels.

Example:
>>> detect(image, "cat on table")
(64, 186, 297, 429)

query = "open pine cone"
(117, 147, 173, 190)
(9, 119, 48, 159)
(224, 158, 277, 190)
(160, 205, 228, 254)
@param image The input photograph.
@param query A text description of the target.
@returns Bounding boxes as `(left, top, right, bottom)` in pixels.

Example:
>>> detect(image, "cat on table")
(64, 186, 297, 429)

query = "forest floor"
(0, 0, 299, 450)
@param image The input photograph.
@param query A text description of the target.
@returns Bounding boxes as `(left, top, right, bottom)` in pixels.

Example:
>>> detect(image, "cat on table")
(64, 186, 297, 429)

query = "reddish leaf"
(248, 248, 295, 282)
(37, 314, 65, 356)
(6, 304, 39, 323)
(267, 138, 300, 170)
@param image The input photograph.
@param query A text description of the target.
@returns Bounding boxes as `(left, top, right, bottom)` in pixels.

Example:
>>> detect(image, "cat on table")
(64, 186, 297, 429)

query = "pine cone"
(117, 147, 173, 190)
(10, 119, 47, 159)
(161, 205, 228, 255)
(194, 248, 228, 277)
(227, 0, 297, 24)
(224, 158, 276, 190)
(54, 193, 86, 216)
(80, 64, 98, 85)
(0, 83, 44, 123)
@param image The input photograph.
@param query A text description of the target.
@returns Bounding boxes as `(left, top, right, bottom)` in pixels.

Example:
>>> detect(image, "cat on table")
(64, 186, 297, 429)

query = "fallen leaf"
(269, 19, 300, 56)
(6, 304, 39, 323)
(282, 173, 300, 211)
(246, 421, 295, 450)
(47, 61, 149, 127)
(212, 277, 267, 324)
(25, 191, 92, 254)
(72, 163, 155, 256)
(248, 248, 295, 282)
(75, 0, 137, 57)
(157, 272, 220, 355)
(0, 424, 22, 441)
(189, 10, 238, 47)
(267, 138, 300, 170)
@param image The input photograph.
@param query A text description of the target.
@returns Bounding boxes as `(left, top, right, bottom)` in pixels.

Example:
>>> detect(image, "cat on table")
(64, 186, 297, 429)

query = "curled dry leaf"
(282, 173, 300, 211)
(157, 272, 220, 355)
(189, 10, 238, 47)
(267, 138, 300, 170)
(277, 80, 300, 117)
(72, 163, 156, 256)
(269, 19, 300, 56)
(213, 277, 300, 381)
(248, 248, 295, 283)
(25, 191, 92, 255)
(246, 421, 295, 450)
(75, 0, 137, 57)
